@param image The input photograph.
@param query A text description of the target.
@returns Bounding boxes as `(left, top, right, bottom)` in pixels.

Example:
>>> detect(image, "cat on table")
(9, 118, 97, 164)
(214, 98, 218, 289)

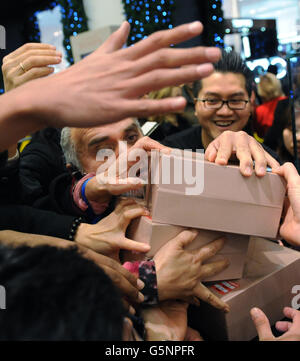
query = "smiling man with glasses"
(162, 50, 280, 164)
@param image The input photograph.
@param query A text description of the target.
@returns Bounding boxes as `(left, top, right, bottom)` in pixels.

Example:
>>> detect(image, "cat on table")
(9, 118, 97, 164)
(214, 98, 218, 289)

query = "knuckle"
(221, 130, 232, 139)
(237, 130, 247, 137)
(11, 78, 19, 88)
(2, 55, 9, 64)
(148, 71, 161, 85)
(137, 102, 149, 114)
(148, 31, 163, 46)
(23, 43, 32, 51)
(30, 68, 40, 77)
(122, 211, 131, 221)
(24, 43, 36, 51)
(155, 49, 168, 66)
(26, 56, 38, 67)
(205, 292, 213, 302)
(236, 144, 251, 153)
(1, 62, 9, 73)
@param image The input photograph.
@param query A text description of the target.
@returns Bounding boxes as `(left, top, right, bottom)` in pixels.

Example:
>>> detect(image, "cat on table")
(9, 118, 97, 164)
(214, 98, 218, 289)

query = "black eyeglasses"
(195, 98, 250, 110)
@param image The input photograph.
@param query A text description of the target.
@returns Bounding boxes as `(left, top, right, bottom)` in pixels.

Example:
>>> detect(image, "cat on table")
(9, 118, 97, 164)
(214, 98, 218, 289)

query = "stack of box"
(128, 151, 286, 282)
(189, 237, 300, 340)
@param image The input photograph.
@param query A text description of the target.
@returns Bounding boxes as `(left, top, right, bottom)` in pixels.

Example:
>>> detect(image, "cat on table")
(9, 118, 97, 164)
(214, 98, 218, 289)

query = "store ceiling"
(238, 0, 298, 18)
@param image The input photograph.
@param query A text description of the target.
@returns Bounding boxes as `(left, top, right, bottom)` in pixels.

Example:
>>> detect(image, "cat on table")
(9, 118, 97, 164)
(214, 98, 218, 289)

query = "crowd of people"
(0, 20, 299, 341)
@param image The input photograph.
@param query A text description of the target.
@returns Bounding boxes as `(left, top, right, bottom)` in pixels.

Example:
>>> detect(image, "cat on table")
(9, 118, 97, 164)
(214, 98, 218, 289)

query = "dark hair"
(193, 49, 253, 97)
(0, 245, 125, 340)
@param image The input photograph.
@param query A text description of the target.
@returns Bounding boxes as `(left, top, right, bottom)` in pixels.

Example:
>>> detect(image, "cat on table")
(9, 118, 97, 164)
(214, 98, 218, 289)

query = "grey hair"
(60, 127, 84, 173)
(60, 119, 142, 173)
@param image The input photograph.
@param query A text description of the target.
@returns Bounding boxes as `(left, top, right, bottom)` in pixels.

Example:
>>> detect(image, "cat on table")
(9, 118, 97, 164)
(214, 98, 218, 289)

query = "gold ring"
(19, 62, 26, 73)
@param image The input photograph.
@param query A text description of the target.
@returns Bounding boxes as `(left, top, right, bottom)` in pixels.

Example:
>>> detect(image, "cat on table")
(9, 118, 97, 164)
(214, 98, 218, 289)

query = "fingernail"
(216, 156, 227, 164)
(190, 229, 198, 236)
(244, 166, 252, 176)
(189, 21, 202, 33)
(56, 57, 62, 62)
(138, 292, 145, 302)
(56, 51, 62, 57)
(259, 167, 266, 175)
(196, 63, 214, 77)
(171, 97, 186, 109)
(204, 47, 221, 61)
(251, 307, 261, 319)
(142, 243, 151, 250)
(137, 279, 145, 290)
(129, 306, 136, 315)
(161, 148, 172, 154)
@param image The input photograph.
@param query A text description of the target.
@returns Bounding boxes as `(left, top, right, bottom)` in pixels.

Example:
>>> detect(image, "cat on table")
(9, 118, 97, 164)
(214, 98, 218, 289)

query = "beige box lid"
(147, 151, 286, 238)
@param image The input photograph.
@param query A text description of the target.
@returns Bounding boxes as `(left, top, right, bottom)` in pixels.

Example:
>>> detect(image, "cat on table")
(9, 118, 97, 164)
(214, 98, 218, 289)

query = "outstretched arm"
(0, 21, 221, 151)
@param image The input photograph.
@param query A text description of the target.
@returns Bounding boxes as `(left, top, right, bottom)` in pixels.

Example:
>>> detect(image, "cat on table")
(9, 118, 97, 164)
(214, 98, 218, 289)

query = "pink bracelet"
(73, 173, 109, 215)
(123, 261, 140, 278)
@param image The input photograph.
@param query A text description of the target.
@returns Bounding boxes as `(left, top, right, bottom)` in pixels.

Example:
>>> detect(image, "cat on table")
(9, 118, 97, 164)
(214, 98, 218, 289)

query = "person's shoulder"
(261, 143, 282, 164)
(162, 126, 202, 149)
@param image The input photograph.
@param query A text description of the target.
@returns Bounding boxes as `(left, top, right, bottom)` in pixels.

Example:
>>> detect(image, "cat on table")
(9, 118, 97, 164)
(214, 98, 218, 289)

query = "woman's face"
(283, 112, 300, 157)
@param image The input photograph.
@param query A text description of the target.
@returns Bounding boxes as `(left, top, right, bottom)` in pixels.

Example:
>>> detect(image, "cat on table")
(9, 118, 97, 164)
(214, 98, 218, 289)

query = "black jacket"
(162, 125, 282, 164)
(0, 146, 78, 240)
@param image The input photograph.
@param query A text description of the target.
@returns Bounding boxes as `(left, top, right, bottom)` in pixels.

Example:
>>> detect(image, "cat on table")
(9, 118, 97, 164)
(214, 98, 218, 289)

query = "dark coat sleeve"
(0, 151, 21, 204)
(19, 128, 67, 207)
(0, 205, 76, 239)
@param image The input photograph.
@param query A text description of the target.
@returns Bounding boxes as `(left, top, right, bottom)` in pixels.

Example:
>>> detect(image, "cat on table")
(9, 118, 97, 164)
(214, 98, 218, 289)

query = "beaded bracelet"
(68, 217, 84, 241)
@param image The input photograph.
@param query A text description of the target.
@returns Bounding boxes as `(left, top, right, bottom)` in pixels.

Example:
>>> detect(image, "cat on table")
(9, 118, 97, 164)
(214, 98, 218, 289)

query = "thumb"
(250, 307, 275, 341)
(121, 237, 151, 253)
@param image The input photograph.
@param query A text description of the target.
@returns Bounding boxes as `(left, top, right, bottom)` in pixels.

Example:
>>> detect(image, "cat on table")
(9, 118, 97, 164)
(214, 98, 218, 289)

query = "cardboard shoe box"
(127, 216, 250, 282)
(147, 151, 286, 238)
(189, 237, 300, 341)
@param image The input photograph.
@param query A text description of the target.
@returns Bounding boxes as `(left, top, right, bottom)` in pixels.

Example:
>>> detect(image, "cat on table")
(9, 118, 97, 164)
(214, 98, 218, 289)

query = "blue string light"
(210, 0, 224, 46)
(123, 0, 174, 45)
(27, 1, 88, 64)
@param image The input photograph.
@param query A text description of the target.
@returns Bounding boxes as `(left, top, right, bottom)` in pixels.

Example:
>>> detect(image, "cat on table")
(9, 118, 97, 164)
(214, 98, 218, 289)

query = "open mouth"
(213, 121, 235, 128)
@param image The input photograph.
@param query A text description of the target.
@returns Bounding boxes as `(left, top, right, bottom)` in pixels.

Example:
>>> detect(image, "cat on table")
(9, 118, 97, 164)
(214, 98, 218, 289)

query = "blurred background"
(1, 0, 299, 81)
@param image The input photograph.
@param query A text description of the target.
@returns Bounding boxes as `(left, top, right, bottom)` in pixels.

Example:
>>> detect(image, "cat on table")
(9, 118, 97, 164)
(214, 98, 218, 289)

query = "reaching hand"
(142, 301, 188, 341)
(86, 136, 171, 203)
(2, 43, 62, 92)
(153, 230, 230, 312)
(250, 307, 300, 341)
(205, 131, 280, 177)
(142, 301, 203, 341)
(20, 21, 221, 128)
(0, 21, 222, 151)
(273, 162, 300, 247)
(75, 198, 151, 260)
(0, 230, 145, 308)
